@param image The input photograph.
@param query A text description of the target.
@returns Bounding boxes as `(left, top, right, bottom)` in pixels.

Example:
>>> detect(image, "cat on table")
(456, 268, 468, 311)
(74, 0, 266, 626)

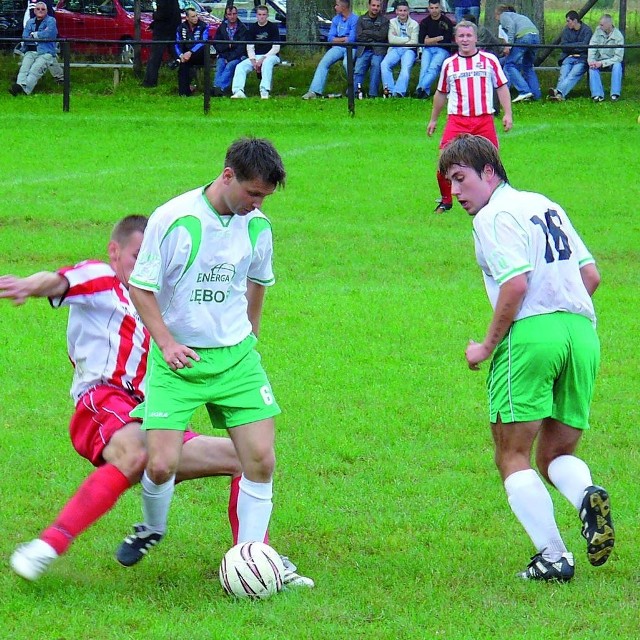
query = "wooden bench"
(68, 62, 133, 87)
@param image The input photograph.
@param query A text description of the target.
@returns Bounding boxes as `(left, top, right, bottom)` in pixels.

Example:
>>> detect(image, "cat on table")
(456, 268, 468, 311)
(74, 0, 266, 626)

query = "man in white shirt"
(380, 0, 419, 97)
(438, 133, 614, 583)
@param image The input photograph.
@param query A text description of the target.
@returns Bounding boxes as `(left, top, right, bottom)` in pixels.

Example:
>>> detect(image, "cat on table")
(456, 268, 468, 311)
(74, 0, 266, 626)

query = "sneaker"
(434, 200, 453, 214)
(280, 555, 315, 589)
(580, 485, 615, 566)
(10, 539, 58, 581)
(230, 89, 246, 99)
(414, 87, 426, 99)
(302, 90, 318, 100)
(611, 94, 619, 101)
(517, 552, 575, 582)
(548, 87, 558, 99)
(260, 89, 270, 100)
(512, 92, 533, 103)
(8, 83, 23, 96)
(592, 95, 604, 103)
(212, 86, 224, 97)
(116, 524, 163, 567)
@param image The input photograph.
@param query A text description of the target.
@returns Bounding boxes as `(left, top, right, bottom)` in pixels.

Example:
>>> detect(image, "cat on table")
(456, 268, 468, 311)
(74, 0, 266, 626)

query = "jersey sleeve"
(473, 210, 532, 286)
(51, 261, 115, 308)
(247, 217, 275, 286)
(129, 213, 198, 292)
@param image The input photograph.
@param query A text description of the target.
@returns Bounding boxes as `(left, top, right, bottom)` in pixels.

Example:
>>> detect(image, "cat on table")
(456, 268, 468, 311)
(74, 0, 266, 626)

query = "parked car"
(54, 0, 219, 62)
(221, 0, 330, 41)
(382, 0, 455, 25)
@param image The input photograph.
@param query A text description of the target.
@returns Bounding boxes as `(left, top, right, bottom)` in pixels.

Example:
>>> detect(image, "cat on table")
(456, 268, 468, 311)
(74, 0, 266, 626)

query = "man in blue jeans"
(302, 0, 358, 99)
(496, 4, 541, 103)
(415, 0, 454, 99)
(353, 0, 389, 98)
(548, 11, 592, 102)
(212, 4, 248, 96)
(587, 14, 624, 102)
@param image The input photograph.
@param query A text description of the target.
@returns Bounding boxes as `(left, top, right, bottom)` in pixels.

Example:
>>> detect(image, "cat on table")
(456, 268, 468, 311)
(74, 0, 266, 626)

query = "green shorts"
(487, 312, 600, 429)
(133, 334, 281, 431)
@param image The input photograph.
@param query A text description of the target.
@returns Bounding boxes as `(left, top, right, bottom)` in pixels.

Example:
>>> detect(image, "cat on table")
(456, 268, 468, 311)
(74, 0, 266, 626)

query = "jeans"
(556, 57, 587, 98)
(17, 51, 55, 94)
(588, 62, 623, 98)
(309, 46, 348, 95)
(354, 49, 384, 97)
(503, 33, 541, 99)
(231, 54, 280, 94)
(454, 6, 480, 21)
(214, 56, 245, 91)
(380, 47, 416, 96)
(417, 46, 449, 94)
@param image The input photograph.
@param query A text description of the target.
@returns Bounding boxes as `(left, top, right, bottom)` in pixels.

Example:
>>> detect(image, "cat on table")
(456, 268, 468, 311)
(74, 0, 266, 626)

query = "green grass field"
(0, 72, 639, 639)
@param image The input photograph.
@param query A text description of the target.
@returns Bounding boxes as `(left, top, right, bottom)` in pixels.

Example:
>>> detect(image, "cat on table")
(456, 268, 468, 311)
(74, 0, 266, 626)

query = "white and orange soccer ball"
(219, 542, 285, 599)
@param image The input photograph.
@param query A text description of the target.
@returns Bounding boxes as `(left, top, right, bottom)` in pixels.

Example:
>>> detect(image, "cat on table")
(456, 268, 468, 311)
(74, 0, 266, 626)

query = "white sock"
(504, 469, 567, 561)
(547, 455, 593, 510)
(237, 474, 273, 544)
(141, 471, 175, 535)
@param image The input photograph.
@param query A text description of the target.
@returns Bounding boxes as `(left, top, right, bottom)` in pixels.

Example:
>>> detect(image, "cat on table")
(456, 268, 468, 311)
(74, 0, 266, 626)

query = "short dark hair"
(225, 138, 286, 188)
(111, 215, 148, 244)
(463, 12, 477, 24)
(438, 135, 509, 183)
(395, 0, 409, 7)
(565, 10, 580, 21)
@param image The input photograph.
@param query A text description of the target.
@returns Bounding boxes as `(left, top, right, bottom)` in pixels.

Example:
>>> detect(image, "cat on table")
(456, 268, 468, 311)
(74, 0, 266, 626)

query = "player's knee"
(146, 457, 178, 484)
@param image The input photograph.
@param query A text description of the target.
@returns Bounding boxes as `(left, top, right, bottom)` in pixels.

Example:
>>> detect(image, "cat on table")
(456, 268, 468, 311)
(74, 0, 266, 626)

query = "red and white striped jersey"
(437, 51, 508, 116)
(51, 260, 149, 403)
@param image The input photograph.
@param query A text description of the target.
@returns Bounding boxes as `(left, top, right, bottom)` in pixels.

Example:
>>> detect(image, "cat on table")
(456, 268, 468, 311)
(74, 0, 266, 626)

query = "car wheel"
(120, 40, 134, 65)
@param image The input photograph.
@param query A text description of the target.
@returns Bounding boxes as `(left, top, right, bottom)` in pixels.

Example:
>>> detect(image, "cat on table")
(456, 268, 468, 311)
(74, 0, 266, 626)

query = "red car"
(55, 0, 219, 62)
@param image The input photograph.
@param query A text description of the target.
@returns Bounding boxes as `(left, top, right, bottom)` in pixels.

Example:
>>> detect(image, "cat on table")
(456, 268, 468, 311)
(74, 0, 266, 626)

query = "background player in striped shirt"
(427, 20, 512, 213)
(2, 216, 242, 581)
(438, 134, 614, 582)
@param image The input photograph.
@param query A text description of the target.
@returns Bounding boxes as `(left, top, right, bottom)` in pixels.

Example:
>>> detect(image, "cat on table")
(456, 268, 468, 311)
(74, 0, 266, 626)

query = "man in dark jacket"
(212, 4, 248, 96)
(175, 8, 209, 96)
(548, 10, 593, 101)
(142, 0, 182, 88)
(353, 0, 389, 98)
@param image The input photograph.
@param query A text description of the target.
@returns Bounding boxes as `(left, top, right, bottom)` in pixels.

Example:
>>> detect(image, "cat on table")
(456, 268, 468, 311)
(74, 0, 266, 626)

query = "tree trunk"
(287, 0, 320, 52)
(316, 0, 336, 19)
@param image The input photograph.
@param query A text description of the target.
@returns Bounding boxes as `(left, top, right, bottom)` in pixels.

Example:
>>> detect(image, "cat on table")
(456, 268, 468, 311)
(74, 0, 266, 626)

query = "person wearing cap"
(9, 1, 59, 96)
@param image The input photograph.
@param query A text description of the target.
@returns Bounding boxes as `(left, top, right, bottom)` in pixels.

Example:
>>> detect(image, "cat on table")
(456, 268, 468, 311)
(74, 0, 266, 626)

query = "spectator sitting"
(353, 0, 390, 98)
(9, 2, 59, 96)
(414, 0, 454, 99)
(175, 7, 209, 97)
(231, 4, 280, 99)
(212, 4, 248, 97)
(302, 0, 358, 100)
(548, 11, 592, 102)
(496, 4, 541, 102)
(380, 0, 419, 98)
(588, 14, 624, 102)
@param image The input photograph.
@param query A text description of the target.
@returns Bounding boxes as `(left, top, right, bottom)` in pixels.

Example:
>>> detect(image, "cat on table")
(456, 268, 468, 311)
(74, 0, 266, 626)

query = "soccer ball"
(219, 542, 285, 599)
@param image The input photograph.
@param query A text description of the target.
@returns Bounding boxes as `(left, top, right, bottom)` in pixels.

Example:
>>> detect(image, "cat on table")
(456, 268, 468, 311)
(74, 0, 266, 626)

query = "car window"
(65, 0, 84, 12)
(120, 0, 155, 11)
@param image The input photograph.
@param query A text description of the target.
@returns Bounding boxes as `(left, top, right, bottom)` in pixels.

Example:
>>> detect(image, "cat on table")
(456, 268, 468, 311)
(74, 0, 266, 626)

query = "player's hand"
(502, 114, 513, 132)
(0, 275, 29, 305)
(465, 340, 492, 371)
(427, 120, 437, 136)
(161, 343, 200, 371)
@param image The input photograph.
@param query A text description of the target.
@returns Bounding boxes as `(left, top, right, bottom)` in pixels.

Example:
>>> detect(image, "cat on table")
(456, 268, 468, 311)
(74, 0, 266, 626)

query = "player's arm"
(246, 280, 266, 338)
(129, 285, 199, 370)
(579, 263, 600, 297)
(466, 273, 527, 370)
(496, 84, 513, 132)
(0, 271, 68, 305)
(427, 90, 447, 136)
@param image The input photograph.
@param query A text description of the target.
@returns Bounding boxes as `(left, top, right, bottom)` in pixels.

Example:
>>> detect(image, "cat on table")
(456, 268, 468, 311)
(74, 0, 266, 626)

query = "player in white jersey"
(439, 134, 614, 582)
(2, 216, 242, 582)
(427, 21, 512, 214)
(116, 138, 314, 589)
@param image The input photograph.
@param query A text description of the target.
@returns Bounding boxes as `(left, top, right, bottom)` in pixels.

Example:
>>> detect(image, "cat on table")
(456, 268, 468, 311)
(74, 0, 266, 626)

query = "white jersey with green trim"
(472, 183, 596, 324)
(130, 186, 275, 348)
